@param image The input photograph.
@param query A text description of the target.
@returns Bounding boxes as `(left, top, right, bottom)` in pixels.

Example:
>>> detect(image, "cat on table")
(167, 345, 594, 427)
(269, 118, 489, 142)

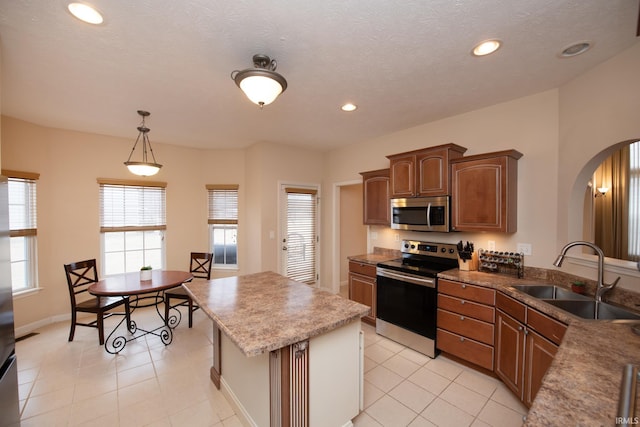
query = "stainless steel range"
(376, 240, 458, 358)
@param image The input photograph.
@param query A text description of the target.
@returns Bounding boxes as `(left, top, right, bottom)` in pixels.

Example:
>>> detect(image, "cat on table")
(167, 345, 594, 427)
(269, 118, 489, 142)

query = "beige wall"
(323, 89, 560, 289)
(245, 142, 326, 275)
(557, 40, 640, 284)
(0, 117, 246, 329)
(339, 184, 366, 283)
(1, 118, 327, 330)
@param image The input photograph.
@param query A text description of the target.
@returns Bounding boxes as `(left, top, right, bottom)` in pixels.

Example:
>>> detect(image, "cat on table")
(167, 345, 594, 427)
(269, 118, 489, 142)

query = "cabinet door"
(348, 272, 375, 325)
(416, 149, 447, 196)
(389, 155, 415, 198)
(451, 151, 520, 233)
(523, 330, 558, 407)
(494, 310, 525, 399)
(361, 169, 390, 225)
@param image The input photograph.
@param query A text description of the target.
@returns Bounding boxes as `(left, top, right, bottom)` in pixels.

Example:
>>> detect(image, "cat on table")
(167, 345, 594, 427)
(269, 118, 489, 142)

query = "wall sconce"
(124, 110, 162, 177)
(594, 187, 609, 197)
(231, 54, 287, 108)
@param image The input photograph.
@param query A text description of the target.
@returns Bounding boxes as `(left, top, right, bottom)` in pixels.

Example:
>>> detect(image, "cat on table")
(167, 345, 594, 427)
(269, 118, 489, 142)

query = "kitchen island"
(183, 271, 370, 427)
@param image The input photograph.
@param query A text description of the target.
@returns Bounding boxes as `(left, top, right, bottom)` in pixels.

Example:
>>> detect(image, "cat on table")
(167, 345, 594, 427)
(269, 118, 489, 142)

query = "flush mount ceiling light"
(124, 110, 162, 177)
(472, 39, 502, 56)
(341, 103, 358, 112)
(560, 41, 592, 58)
(67, 2, 103, 25)
(231, 54, 288, 108)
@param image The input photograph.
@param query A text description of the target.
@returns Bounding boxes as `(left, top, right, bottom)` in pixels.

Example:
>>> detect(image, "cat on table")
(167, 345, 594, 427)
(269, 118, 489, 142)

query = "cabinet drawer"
(437, 328, 494, 371)
(437, 309, 494, 345)
(437, 294, 495, 323)
(526, 307, 567, 346)
(348, 261, 376, 277)
(438, 279, 495, 305)
(496, 292, 526, 323)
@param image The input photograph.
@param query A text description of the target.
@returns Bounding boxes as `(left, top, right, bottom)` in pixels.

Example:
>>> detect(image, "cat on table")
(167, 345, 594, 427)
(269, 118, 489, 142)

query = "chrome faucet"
(553, 241, 621, 302)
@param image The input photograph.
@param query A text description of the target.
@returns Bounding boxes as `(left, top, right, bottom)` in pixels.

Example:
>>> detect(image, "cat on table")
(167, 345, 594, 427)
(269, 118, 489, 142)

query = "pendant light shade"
(231, 54, 287, 108)
(124, 110, 162, 176)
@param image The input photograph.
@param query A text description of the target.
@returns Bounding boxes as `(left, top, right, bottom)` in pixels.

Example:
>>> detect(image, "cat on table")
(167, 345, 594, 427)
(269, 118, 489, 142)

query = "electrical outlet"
(517, 243, 532, 256)
(487, 240, 496, 251)
(371, 231, 378, 240)
(394, 233, 400, 242)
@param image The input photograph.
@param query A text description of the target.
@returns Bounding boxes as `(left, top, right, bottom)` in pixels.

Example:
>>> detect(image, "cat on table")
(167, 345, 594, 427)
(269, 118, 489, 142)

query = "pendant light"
(124, 110, 162, 176)
(231, 54, 287, 108)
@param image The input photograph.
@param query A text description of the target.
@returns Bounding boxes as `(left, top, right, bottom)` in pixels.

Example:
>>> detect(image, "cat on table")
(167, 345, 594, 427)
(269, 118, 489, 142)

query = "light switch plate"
(487, 240, 496, 251)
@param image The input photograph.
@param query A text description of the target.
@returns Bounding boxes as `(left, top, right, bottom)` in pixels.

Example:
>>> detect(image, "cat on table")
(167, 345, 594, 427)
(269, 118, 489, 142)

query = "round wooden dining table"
(89, 270, 193, 354)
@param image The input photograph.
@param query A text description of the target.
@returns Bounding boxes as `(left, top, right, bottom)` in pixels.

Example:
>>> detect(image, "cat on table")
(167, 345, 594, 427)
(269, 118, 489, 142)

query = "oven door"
(376, 267, 437, 339)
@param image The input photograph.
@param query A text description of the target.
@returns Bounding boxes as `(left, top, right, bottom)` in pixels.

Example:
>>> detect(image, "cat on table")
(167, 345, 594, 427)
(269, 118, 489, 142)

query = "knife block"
(458, 252, 478, 271)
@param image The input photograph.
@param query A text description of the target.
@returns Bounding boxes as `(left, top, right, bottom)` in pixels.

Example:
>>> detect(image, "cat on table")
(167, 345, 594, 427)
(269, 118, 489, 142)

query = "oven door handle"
(377, 268, 435, 288)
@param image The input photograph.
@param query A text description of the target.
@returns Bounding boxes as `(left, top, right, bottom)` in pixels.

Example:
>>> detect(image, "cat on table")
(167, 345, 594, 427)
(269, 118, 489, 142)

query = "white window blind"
(99, 180, 166, 231)
(285, 187, 317, 285)
(7, 175, 38, 237)
(207, 185, 239, 224)
(629, 141, 640, 261)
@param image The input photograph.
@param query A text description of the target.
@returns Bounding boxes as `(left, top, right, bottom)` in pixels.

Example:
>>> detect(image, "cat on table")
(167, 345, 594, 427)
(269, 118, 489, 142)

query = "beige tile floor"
(15, 302, 527, 426)
(356, 322, 528, 427)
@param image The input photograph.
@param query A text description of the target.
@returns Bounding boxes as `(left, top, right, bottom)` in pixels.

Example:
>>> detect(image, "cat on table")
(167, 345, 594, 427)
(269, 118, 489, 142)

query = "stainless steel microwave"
(390, 196, 450, 232)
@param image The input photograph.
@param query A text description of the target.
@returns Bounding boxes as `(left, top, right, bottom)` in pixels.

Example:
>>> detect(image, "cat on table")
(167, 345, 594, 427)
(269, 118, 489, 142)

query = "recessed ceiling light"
(67, 3, 104, 25)
(341, 103, 357, 112)
(472, 39, 502, 57)
(560, 41, 592, 58)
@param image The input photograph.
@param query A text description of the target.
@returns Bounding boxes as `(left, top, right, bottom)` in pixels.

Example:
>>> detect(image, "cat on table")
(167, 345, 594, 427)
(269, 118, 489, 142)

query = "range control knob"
(404, 243, 409, 249)
(449, 249, 455, 254)
(441, 248, 446, 253)
(410, 244, 416, 249)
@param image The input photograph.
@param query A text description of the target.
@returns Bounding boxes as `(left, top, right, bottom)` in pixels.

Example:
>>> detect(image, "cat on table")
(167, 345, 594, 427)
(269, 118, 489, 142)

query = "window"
(207, 185, 238, 268)
(99, 179, 166, 275)
(4, 170, 39, 292)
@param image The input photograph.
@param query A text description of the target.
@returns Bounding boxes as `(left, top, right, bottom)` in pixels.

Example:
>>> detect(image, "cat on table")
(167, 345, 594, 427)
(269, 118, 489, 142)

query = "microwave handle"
(427, 203, 431, 228)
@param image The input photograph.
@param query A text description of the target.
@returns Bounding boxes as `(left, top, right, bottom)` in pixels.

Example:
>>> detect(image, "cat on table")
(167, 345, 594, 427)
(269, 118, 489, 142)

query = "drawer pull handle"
(460, 300, 466, 305)
(518, 326, 523, 331)
(460, 337, 465, 342)
(461, 284, 467, 289)
(460, 316, 465, 321)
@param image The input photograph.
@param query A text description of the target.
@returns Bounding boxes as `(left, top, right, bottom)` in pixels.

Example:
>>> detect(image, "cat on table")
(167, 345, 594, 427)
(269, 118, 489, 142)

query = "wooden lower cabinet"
(524, 329, 558, 407)
(494, 293, 566, 407)
(494, 310, 526, 397)
(437, 328, 494, 371)
(348, 261, 376, 325)
(437, 279, 496, 370)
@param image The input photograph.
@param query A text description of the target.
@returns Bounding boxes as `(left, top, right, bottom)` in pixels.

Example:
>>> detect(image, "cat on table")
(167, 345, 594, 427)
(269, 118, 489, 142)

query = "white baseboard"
(15, 314, 69, 338)
(220, 376, 257, 427)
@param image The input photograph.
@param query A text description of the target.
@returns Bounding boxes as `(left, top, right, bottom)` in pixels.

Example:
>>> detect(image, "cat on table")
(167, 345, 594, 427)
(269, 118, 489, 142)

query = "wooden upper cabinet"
(360, 169, 390, 225)
(387, 144, 467, 198)
(450, 150, 523, 233)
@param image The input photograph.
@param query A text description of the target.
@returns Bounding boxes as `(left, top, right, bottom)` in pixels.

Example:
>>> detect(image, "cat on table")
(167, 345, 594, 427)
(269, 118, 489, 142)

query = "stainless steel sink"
(511, 284, 591, 300)
(543, 299, 640, 320)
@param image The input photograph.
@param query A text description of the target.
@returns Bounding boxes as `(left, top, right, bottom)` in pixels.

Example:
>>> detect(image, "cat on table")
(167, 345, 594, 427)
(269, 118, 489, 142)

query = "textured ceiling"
(0, 0, 638, 151)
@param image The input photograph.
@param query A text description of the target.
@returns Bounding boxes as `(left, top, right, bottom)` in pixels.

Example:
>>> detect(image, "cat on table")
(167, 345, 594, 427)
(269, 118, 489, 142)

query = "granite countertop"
(348, 246, 401, 265)
(183, 271, 370, 357)
(438, 269, 640, 426)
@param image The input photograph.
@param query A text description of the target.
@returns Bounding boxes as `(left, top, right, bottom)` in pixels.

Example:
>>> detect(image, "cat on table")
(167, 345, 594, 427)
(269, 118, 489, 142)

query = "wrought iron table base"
(104, 291, 173, 354)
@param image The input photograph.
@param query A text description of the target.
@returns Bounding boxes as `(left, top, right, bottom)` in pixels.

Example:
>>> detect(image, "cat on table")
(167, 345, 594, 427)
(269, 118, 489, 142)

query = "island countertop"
(183, 271, 370, 357)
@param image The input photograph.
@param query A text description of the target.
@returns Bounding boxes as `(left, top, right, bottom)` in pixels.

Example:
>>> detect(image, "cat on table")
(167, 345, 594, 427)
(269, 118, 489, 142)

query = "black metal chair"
(164, 252, 213, 328)
(64, 259, 131, 345)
